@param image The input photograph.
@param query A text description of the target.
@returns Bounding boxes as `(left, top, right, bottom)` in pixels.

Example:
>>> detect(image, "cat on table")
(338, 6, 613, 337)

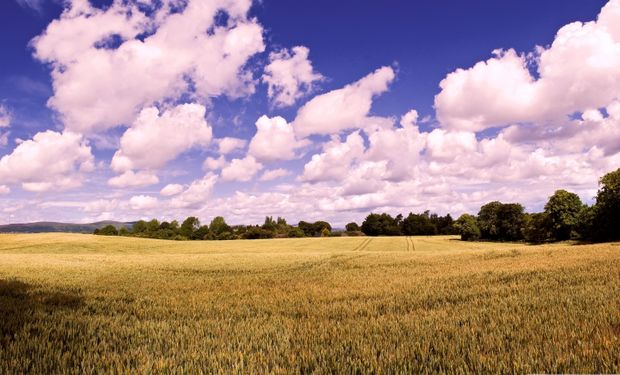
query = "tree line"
(453, 168, 620, 243)
(96, 168, 620, 243)
(95, 216, 335, 241)
(356, 212, 457, 236)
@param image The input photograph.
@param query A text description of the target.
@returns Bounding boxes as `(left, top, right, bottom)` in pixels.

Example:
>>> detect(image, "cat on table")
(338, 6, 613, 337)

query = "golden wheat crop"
(0, 233, 619, 373)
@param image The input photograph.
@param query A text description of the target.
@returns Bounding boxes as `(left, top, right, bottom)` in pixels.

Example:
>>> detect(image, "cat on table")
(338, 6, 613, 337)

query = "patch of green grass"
(0, 234, 619, 373)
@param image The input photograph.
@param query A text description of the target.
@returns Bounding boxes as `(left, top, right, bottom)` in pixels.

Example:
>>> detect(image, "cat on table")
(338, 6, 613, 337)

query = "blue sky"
(0, 0, 618, 225)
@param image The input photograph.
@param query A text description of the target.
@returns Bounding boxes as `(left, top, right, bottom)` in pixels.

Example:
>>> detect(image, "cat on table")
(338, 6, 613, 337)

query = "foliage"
(523, 213, 551, 244)
(591, 168, 620, 241)
(287, 228, 305, 238)
(455, 214, 480, 241)
(361, 212, 455, 237)
(477, 201, 525, 241)
(95, 224, 118, 236)
(180, 217, 200, 239)
(298, 221, 332, 237)
(242, 226, 275, 239)
(544, 190, 583, 240)
(401, 211, 436, 235)
(345, 222, 360, 232)
(361, 213, 400, 236)
(209, 217, 231, 237)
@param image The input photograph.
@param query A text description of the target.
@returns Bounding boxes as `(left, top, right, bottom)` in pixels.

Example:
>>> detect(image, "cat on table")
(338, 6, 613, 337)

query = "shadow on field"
(0, 279, 84, 348)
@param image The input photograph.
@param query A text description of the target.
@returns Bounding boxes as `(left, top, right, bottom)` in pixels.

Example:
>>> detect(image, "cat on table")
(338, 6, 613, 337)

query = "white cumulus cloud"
(110, 103, 212, 185)
(32, 0, 265, 133)
(160, 183, 184, 196)
(293, 66, 395, 137)
(0, 131, 93, 192)
(108, 170, 159, 188)
(248, 115, 308, 162)
(435, 0, 620, 132)
(217, 137, 247, 155)
(129, 195, 159, 210)
(262, 46, 324, 107)
(221, 155, 263, 182)
(259, 168, 291, 181)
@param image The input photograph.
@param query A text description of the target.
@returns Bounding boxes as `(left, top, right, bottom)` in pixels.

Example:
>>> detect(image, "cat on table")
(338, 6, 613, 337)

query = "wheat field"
(0, 233, 619, 373)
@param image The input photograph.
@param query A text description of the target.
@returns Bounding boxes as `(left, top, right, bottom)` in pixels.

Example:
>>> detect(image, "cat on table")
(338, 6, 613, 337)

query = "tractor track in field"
(353, 238, 372, 251)
(406, 236, 416, 251)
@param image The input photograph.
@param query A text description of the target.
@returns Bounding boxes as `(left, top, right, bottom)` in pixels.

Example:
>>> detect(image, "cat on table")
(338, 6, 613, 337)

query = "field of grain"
(1, 233, 619, 373)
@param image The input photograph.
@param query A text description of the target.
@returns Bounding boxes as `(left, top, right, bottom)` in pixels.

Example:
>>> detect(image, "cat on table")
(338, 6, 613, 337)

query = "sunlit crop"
(1, 234, 619, 373)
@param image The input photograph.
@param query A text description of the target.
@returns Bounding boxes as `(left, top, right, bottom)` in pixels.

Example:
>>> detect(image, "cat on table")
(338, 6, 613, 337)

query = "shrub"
(455, 214, 480, 241)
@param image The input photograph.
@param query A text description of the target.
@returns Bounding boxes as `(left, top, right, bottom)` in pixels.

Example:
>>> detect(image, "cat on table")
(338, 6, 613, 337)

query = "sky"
(0, 0, 618, 226)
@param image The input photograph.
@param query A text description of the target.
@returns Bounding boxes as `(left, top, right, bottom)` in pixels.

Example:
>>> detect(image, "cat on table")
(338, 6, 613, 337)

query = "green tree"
(592, 168, 620, 241)
(345, 222, 360, 232)
(209, 216, 231, 237)
(97, 224, 118, 236)
(194, 225, 210, 240)
(544, 189, 583, 240)
(180, 217, 200, 239)
(287, 227, 305, 238)
(431, 213, 456, 234)
(523, 213, 551, 243)
(262, 216, 276, 232)
(361, 214, 381, 236)
(297, 221, 314, 236)
(477, 202, 525, 241)
(313, 221, 332, 235)
(132, 220, 147, 234)
(146, 219, 160, 234)
(361, 213, 400, 236)
(454, 214, 480, 241)
(576, 205, 596, 240)
(243, 226, 275, 239)
(401, 211, 436, 235)
(477, 201, 502, 239)
(320, 227, 331, 237)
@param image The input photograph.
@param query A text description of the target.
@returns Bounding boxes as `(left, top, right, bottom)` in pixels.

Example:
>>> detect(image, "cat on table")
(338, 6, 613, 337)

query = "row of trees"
(454, 168, 620, 243)
(95, 216, 335, 241)
(356, 212, 457, 236)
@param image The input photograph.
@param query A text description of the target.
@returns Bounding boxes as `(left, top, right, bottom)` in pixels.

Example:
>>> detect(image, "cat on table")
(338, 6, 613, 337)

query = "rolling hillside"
(0, 221, 133, 234)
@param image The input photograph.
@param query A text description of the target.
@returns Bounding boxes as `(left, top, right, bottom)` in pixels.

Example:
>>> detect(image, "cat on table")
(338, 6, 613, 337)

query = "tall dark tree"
(576, 205, 596, 240)
(313, 221, 332, 235)
(431, 213, 456, 234)
(523, 213, 551, 243)
(132, 220, 147, 234)
(180, 217, 200, 239)
(146, 219, 160, 234)
(361, 214, 381, 236)
(210, 216, 231, 236)
(361, 213, 400, 236)
(97, 224, 118, 236)
(401, 211, 436, 235)
(544, 189, 583, 240)
(345, 222, 361, 232)
(297, 221, 314, 236)
(592, 168, 620, 241)
(477, 201, 525, 241)
(262, 216, 277, 232)
(455, 214, 480, 241)
(477, 201, 502, 240)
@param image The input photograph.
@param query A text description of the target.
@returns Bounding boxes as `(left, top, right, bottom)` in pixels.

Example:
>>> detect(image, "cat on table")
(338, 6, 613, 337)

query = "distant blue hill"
(0, 221, 134, 233)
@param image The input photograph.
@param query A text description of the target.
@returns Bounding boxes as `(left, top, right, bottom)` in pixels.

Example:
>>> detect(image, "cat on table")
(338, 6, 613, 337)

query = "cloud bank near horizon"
(1, 0, 620, 226)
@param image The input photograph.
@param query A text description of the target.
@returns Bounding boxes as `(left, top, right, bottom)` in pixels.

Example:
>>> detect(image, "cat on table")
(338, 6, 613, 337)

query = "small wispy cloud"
(15, 0, 45, 13)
